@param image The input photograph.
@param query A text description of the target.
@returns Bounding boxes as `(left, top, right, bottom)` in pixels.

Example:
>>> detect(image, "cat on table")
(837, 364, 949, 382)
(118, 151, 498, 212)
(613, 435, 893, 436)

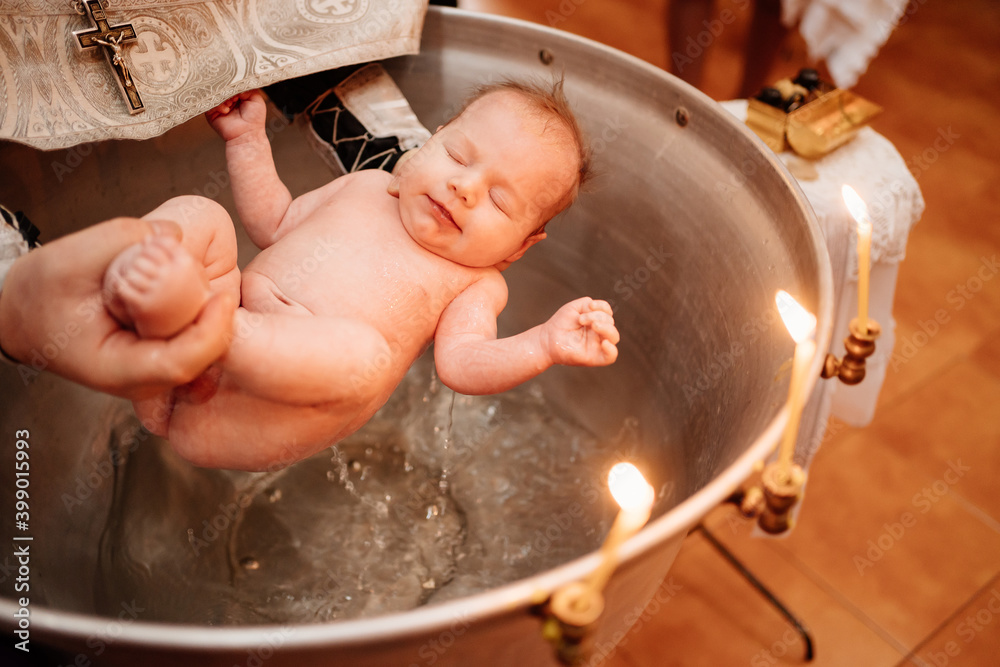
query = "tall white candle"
(842, 185, 873, 334)
(586, 463, 655, 595)
(775, 291, 817, 475)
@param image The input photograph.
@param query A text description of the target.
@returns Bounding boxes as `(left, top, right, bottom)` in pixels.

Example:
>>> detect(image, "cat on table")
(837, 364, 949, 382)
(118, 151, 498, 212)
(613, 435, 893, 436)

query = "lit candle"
(587, 463, 655, 594)
(842, 185, 872, 334)
(775, 291, 817, 476)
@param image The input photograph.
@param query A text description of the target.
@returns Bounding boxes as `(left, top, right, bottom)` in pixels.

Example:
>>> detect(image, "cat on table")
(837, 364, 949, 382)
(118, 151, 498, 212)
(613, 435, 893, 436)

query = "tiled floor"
(461, 1, 1000, 665)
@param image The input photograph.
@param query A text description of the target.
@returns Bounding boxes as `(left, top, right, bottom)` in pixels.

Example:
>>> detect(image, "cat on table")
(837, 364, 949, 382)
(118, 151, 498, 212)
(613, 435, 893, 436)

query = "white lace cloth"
(0, 221, 29, 289)
(721, 100, 924, 470)
(781, 0, 910, 88)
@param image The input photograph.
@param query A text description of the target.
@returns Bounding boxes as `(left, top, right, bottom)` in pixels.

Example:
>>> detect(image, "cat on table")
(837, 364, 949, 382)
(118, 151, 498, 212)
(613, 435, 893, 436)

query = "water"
(96, 358, 666, 625)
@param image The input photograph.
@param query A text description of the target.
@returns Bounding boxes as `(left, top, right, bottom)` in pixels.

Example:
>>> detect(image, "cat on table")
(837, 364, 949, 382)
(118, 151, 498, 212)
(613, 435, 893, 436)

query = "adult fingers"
(97, 292, 236, 398)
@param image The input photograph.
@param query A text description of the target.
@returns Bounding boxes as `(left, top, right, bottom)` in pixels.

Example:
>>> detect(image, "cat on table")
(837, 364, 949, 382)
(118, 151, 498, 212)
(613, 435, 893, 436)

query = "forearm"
(434, 325, 554, 395)
(225, 131, 293, 248)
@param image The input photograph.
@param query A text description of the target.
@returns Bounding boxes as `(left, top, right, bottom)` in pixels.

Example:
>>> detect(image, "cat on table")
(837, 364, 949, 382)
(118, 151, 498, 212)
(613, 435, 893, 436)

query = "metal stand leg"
(694, 524, 815, 661)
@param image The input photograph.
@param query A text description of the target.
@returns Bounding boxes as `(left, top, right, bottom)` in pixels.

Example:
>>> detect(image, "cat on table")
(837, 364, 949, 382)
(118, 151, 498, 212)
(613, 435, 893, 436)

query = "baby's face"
(391, 91, 579, 268)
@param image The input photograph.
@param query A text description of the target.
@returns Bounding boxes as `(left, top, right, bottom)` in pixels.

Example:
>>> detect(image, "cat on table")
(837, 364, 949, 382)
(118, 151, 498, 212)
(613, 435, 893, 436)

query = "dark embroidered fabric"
(265, 64, 407, 174)
(1, 205, 40, 249)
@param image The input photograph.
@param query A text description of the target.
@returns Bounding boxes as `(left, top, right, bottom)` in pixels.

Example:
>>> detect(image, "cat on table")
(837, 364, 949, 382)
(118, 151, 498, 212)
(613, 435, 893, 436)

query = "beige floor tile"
(869, 361, 1000, 522)
(876, 232, 1000, 409)
(610, 531, 812, 667)
(609, 525, 904, 666)
(905, 576, 1000, 667)
(765, 429, 1000, 649)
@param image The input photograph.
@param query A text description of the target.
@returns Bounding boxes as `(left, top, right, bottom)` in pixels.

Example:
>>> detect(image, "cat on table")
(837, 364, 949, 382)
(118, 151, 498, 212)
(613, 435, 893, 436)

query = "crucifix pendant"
(74, 0, 144, 115)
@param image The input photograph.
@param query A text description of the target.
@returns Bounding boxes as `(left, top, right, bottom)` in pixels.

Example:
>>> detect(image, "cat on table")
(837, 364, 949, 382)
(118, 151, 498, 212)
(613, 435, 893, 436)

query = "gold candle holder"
(822, 317, 882, 385)
(759, 461, 806, 534)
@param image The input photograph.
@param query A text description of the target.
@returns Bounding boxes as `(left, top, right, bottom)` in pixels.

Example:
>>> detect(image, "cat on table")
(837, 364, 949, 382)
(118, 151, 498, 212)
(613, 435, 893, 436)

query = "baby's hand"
(542, 297, 619, 367)
(205, 90, 267, 143)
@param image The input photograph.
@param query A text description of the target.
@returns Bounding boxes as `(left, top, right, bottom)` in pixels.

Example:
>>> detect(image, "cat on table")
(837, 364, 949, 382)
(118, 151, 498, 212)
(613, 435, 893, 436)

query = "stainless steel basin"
(0, 7, 832, 665)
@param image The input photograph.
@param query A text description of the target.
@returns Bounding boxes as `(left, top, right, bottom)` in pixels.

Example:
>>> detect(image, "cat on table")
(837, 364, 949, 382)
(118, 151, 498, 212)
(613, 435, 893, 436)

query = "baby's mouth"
(428, 196, 459, 230)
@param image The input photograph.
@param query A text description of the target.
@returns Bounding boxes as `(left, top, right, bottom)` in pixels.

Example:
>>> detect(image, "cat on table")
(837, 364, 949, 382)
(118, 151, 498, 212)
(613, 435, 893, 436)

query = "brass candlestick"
(758, 462, 806, 534)
(822, 317, 881, 385)
(543, 583, 605, 665)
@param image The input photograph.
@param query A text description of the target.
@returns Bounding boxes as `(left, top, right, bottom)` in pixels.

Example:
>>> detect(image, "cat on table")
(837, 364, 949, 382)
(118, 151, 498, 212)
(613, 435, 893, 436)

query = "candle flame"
(775, 290, 817, 344)
(608, 462, 655, 512)
(842, 185, 872, 233)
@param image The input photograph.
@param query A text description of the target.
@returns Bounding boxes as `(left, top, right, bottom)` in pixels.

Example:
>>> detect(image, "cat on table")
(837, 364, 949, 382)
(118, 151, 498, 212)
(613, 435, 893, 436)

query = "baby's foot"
(103, 234, 210, 339)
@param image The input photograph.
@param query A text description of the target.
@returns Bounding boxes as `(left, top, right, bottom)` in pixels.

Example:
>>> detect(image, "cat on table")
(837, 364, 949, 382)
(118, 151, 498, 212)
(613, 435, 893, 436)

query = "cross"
(74, 0, 144, 114)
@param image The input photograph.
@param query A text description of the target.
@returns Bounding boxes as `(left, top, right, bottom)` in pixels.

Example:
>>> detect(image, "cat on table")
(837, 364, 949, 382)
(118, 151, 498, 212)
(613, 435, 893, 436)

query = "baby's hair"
(449, 77, 592, 213)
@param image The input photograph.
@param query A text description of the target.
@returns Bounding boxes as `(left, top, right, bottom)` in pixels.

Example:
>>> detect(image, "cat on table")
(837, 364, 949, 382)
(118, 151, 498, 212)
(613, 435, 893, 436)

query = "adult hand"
(0, 217, 236, 400)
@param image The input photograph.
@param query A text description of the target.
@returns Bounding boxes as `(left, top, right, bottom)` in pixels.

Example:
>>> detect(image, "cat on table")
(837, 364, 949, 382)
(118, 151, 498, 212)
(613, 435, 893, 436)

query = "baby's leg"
(103, 195, 239, 338)
(108, 196, 240, 437)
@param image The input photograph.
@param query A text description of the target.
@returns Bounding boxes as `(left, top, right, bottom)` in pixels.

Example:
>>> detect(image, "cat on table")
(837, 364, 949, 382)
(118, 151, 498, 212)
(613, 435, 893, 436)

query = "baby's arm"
(207, 91, 347, 248)
(223, 309, 390, 406)
(433, 274, 619, 396)
(206, 91, 292, 247)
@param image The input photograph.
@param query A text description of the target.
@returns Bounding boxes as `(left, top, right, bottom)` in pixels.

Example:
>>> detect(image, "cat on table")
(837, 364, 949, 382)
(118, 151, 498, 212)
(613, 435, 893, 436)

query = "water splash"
(96, 357, 667, 624)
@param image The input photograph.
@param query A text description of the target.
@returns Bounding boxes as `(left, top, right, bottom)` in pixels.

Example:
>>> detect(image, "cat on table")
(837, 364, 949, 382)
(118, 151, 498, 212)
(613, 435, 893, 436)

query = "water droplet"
(350, 460, 362, 472)
(266, 488, 282, 503)
(421, 579, 436, 589)
(425, 505, 440, 519)
(240, 556, 260, 570)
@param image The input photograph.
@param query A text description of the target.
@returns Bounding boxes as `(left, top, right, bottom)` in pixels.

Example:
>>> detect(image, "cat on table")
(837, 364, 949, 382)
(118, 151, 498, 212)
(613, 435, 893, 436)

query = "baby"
(102, 80, 620, 471)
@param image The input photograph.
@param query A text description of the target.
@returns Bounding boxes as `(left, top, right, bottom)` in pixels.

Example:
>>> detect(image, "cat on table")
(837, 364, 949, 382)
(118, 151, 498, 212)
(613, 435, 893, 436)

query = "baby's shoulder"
(339, 169, 393, 192)
(455, 267, 508, 305)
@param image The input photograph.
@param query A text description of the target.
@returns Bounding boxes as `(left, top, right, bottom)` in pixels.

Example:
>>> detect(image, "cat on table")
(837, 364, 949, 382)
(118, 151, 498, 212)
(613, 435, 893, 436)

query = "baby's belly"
(240, 269, 311, 315)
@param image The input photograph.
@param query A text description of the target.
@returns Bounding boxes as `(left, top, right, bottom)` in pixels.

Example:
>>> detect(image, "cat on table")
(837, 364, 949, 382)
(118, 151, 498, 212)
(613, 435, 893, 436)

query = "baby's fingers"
(579, 311, 619, 341)
(206, 92, 248, 120)
(585, 299, 614, 316)
(600, 339, 619, 364)
(586, 316, 620, 345)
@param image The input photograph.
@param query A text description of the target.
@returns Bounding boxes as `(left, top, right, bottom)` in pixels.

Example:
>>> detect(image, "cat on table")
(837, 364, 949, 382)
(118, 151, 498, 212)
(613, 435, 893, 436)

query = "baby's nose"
(448, 172, 482, 206)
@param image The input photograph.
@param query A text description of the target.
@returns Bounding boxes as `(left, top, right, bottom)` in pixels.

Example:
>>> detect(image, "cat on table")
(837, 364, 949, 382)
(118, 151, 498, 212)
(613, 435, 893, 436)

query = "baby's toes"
(121, 264, 155, 293)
